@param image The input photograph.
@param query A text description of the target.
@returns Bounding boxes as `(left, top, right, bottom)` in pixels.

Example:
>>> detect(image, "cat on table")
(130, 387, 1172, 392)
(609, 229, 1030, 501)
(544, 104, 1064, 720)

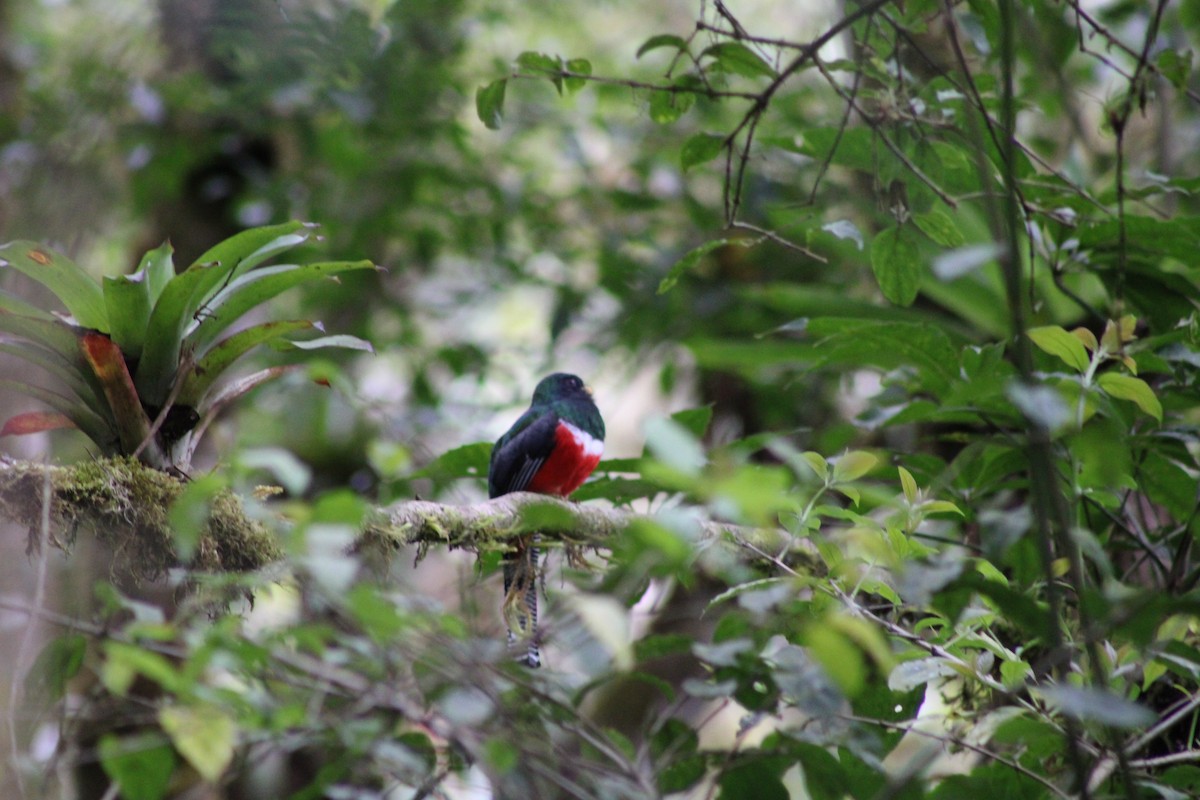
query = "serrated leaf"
(637, 34, 688, 59)
(476, 79, 507, 130)
(870, 226, 921, 306)
(1028, 325, 1090, 373)
(898, 466, 918, 503)
(700, 42, 776, 79)
(680, 132, 725, 172)
(0, 241, 108, 330)
(103, 271, 152, 360)
(1097, 373, 1162, 422)
(159, 704, 236, 783)
(832, 450, 877, 483)
(185, 260, 377, 357)
(913, 208, 965, 247)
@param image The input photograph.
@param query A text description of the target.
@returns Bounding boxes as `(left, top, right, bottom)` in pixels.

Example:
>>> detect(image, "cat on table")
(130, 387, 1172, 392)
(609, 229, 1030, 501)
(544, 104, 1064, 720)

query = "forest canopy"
(2, 0, 1200, 798)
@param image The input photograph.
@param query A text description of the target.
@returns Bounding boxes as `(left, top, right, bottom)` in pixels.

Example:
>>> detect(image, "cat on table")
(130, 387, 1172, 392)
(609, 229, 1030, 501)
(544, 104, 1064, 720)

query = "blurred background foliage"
(3, 0, 1200, 797)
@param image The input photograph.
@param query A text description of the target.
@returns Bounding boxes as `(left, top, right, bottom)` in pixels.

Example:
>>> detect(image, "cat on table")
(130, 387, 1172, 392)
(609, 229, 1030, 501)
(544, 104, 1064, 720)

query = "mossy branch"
(0, 457, 794, 581)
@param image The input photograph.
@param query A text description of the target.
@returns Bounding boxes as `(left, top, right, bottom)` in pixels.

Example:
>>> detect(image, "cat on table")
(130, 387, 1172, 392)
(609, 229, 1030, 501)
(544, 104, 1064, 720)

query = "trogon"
(488, 373, 605, 667)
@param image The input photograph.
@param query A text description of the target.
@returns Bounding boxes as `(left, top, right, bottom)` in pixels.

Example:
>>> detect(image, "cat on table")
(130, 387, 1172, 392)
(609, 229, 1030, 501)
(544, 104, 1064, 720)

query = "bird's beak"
(584, 384, 594, 396)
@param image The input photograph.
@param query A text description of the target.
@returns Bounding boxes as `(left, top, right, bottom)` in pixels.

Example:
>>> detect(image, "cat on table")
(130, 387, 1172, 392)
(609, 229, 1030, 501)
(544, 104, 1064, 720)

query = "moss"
(0, 457, 281, 582)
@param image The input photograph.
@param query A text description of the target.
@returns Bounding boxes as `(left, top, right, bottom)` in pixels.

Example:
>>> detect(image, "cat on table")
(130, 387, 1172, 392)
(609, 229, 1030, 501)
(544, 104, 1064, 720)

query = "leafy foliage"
(0, 223, 374, 470)
(4, 0, 1200, 799)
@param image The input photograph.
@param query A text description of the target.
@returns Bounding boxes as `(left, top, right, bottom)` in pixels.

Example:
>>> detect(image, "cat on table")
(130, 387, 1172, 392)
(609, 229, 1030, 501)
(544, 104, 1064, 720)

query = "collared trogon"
(488, 373, 605, 667)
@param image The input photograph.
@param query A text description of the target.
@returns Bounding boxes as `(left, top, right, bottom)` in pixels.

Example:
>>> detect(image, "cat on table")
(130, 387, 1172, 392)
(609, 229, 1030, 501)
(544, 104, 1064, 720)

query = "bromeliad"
(488, 373, 604, 667)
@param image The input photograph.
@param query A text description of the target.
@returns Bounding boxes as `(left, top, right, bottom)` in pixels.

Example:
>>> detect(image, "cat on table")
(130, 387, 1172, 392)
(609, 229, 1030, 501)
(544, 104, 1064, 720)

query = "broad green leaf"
(103, 271, 152, 360)
(870, 226, 921, 306)
(1157, 48, 1193, 90)
(808, 319, 959, 396)
(0, 378, 114, 448)
(649, 89, 694, 124)
(189, 221, 313, 280)
(1072, 326, 1098, 352)
(700, 42, 777, 79)
(680, 132, 725, 172)
(185, 260, 377, 356)
(898, 466, 918, 503)
(913, 208, 965, 247)
(1097, 372, 1162, 421)
(637, 34, 688, 59)
(178, 320, 318, 405)
(0, 339, 103, 409)
(801, 451, 828, 481)
(515, 51, 563, 93)
(412, 442, 492, 481)
(644, 416, 706, 475)
(136, 259, 233, 406)
(138, 241, 176, 304)
(718, 761, 789, 800)
(476, 79, 507, 130)
(159, 704, 236, 783)
(0, 241, 108, 330)
(99, 733, 176, 800)
(670, 405, 713, 438)
(832, 450, 877, 482)
(564, 58, 591, 92)
(0, 287, 56, 320)
(1028, 326, 1090, 372)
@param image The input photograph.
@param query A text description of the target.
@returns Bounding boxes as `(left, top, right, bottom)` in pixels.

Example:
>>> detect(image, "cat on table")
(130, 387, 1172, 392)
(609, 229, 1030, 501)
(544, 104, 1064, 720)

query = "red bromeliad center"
(526, 421, 603, 496)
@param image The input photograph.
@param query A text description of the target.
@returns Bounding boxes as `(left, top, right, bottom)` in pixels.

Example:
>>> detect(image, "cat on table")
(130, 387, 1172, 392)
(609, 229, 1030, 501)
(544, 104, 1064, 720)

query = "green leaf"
(185, 260, 377, 357)
(0, 338, 103, 410)
(670, 406, 713, 438)
(898, 466, 918, 503)
(190, 221, 314, 282)
(1157, 48, 1193, 90)
(1097, 372, 1162, 422)
(272, 333, 375, 353)
(870, 226, 922, 306)
(412, 442, 492, 481)
(0, 241, 108, 330)
(637, 34, 689, 58)
(718, 760, 789, 800)
(0, 287, 57, 320)
(564, 58, 591, 92)
(103, 271, 153, 361)
(659, 237, 754, 294)
(913, 208, 965, 247)
(166, 473, 227, 561)
(138, 241, 176, 304)
(99, 733, 176, 800)
(1028, 326, 1090, 373)
(680, 132, 725, 172)
(515, 51, 564, 93)
(476, 79, 507, 130)
(700, 42, 777, 79)
(178, 320, 319, 405)
(649, 89, 694, 124)
(26, 634, 86, 703)
(644, 416, 706, 475)
(159, 704, 236, 783)
(0, 378, 113, 448)
(832, 450, 877, 483)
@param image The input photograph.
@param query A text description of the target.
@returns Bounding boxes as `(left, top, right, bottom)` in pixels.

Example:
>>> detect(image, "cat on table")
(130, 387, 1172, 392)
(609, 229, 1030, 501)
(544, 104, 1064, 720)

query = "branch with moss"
(0, 457, 794, 582)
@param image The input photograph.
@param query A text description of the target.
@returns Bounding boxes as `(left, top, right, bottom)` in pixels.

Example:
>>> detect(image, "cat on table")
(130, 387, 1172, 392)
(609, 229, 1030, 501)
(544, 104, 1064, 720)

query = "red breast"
(526, 420, 604, 496)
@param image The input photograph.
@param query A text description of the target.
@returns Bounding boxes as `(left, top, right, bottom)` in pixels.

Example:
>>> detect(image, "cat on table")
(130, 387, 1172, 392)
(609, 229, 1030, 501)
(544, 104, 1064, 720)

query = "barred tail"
(502, 539, 541, 668)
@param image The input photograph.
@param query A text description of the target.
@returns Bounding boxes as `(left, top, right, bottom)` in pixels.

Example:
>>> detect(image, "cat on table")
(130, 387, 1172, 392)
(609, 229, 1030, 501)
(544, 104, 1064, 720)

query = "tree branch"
(0, 458, 795, 580)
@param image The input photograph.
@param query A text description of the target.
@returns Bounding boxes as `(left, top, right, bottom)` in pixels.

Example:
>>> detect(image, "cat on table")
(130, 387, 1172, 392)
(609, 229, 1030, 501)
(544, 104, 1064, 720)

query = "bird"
(487, 373, 605, 667)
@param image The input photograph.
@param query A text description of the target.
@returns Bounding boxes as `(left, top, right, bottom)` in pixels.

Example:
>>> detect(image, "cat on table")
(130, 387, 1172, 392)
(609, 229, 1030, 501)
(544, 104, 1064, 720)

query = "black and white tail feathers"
(502, 541, 541, 668)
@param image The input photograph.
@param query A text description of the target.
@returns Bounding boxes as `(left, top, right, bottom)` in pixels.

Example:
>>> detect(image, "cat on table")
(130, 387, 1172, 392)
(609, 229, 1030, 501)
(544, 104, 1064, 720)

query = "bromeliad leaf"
(103, 272, 153, 361)
(81, 332, 160, 464)
(0, 242, 108, 330)
(0, 411, 76, 436)
(177, 320, 319, 406)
